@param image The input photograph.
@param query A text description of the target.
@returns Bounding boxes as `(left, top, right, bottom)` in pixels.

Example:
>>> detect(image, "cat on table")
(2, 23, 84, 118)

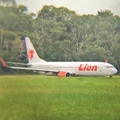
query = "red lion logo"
(28, 49, 34, 60)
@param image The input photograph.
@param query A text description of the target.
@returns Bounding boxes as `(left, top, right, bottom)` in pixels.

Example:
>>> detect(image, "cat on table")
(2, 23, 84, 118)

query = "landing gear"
(106, 75, 112, 78)
(66, 73, 71, 77)
(66, 73, 76, 77)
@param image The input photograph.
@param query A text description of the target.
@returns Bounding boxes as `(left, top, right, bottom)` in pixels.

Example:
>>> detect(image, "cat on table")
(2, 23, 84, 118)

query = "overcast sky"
(16, 0, 120, 15)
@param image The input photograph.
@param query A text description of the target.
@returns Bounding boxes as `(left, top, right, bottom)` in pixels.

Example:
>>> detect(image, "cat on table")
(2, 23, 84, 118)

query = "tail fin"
(25, 37, 46, 63)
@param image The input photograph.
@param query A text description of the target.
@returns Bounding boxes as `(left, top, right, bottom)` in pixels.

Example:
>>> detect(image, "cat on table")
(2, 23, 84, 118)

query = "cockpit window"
(106, 66, 113, 68)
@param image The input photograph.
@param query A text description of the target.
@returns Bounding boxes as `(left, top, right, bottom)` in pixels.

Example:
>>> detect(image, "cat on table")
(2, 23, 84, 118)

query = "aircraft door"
(99, 65, 102, 75)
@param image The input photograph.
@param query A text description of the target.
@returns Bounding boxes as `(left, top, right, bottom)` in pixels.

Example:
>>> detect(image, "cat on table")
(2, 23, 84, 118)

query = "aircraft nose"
(113, 68, 118, 74)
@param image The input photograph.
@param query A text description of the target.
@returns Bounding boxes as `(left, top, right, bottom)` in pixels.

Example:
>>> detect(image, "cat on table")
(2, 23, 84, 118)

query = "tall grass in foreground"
(0, 75, 120, 120)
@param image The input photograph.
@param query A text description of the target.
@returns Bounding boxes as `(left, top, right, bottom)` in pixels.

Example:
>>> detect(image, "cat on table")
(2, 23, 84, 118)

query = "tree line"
(0, 0, 120, 73)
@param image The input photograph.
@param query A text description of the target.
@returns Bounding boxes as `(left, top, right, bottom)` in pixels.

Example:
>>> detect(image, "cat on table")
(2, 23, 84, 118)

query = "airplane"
(0, 37, 118, 77)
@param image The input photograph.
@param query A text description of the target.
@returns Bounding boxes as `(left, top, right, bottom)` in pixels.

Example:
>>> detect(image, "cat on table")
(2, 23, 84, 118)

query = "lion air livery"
(0, 37, 118, 77)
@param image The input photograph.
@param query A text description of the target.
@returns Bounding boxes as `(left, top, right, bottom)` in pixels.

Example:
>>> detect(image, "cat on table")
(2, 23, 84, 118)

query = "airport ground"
(0, 75, 120, 120)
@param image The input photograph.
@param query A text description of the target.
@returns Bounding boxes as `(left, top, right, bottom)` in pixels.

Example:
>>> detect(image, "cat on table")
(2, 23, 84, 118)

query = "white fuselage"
(28, 62, 117, 76)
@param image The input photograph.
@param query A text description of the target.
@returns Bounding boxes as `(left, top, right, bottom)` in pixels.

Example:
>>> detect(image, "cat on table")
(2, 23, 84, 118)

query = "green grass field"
(0, 75, 120, 120)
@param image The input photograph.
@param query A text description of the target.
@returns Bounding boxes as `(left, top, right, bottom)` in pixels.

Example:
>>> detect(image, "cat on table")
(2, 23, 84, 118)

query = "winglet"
(105, 59, 108, 63)
(0, 58, 8, 67)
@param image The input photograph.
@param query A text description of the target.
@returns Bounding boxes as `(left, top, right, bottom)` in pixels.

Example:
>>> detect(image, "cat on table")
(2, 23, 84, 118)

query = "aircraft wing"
(0, 58, 73, 74)
(7, 66, 60, 72)
(6, 61, 28, 66)
(0, 58, 75, 77)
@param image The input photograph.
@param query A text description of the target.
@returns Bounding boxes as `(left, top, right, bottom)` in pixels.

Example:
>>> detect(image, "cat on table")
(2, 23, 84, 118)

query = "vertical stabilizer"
(25, 37, 46, 63)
